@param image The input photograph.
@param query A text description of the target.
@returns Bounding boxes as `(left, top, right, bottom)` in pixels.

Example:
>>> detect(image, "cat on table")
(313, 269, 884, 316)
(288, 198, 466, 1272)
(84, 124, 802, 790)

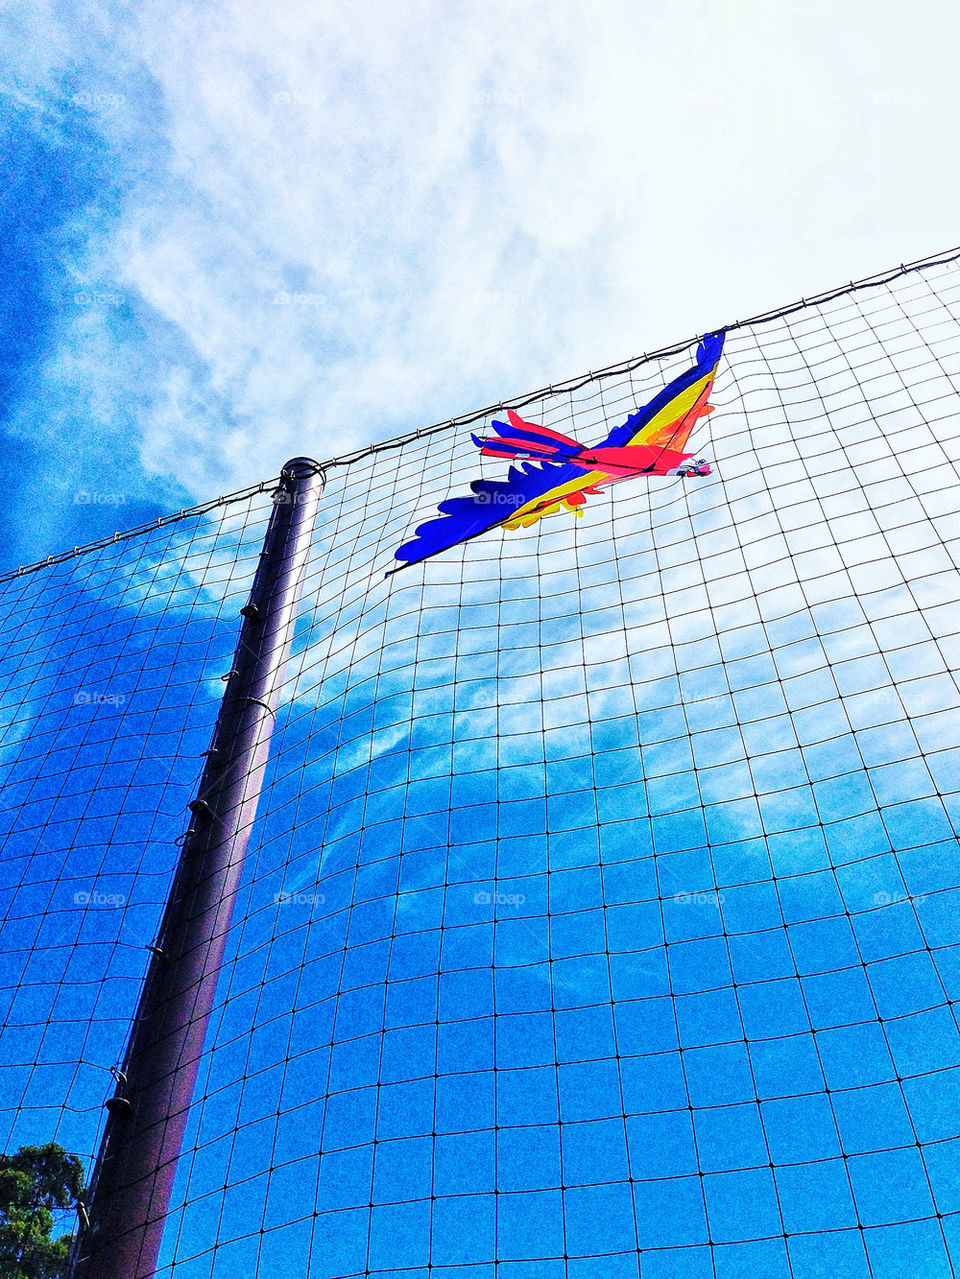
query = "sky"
(2, 0, 960, 572)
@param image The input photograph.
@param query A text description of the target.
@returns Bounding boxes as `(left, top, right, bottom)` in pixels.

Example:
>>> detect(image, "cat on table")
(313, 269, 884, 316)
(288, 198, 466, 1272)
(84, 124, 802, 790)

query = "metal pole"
(71, 458, 324, 1279)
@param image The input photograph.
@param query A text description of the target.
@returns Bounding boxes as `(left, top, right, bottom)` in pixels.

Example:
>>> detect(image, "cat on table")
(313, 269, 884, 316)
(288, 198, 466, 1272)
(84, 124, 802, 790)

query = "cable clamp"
(240, 696, 275, 715)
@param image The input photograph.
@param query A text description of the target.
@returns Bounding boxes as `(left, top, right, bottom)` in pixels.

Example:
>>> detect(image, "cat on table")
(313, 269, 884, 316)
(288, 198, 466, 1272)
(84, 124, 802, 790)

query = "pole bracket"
(239, 696, 276, 715)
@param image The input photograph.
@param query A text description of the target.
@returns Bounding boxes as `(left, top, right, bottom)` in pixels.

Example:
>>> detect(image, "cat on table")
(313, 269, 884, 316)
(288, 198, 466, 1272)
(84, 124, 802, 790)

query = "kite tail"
(471, 410, 584, 464)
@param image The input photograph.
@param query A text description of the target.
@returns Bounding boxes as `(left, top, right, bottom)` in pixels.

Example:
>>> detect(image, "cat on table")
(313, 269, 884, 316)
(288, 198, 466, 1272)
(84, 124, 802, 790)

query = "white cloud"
(11, 0, 953, 506)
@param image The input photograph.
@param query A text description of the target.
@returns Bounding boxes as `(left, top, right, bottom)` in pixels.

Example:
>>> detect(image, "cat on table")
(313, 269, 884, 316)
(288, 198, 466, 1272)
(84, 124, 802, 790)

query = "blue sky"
(3, 0, 960, 571)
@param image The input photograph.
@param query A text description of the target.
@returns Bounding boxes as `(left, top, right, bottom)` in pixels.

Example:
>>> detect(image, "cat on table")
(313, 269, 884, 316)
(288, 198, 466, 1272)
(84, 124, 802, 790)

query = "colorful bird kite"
(389, 330, 724, 575)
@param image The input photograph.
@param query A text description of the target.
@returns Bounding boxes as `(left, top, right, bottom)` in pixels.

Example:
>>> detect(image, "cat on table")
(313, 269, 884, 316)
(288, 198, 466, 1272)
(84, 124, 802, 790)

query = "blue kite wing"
(390, 460, 583, 573)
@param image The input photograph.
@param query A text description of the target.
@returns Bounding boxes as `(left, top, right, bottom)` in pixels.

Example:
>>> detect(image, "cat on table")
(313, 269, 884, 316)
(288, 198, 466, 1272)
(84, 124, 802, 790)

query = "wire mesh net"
(2, 251, 960, 1278)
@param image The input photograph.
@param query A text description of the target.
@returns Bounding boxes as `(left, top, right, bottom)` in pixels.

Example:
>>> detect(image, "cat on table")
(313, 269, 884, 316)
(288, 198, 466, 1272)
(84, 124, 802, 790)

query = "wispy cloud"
(3, 0, 960, 570)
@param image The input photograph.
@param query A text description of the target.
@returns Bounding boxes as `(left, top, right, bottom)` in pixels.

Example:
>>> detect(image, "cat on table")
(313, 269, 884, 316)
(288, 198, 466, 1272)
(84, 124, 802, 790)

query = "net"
(2, 250, 959, 1278)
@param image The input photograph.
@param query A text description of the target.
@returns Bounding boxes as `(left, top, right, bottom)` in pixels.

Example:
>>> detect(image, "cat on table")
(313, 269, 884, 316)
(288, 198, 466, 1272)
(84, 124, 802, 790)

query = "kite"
(389, 329, 724, 575)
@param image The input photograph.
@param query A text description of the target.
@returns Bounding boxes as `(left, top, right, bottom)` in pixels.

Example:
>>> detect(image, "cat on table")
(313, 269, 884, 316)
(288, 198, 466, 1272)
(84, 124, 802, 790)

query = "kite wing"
(607, 329, 724, 457)
(471, 411, 586, 464)
(389, 330, 725, 574)
(388, 458, 586, 573)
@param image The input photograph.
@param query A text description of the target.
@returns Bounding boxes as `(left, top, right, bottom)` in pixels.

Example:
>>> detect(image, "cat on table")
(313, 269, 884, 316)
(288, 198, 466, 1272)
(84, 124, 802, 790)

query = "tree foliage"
(0, 1144, 84, 1279)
